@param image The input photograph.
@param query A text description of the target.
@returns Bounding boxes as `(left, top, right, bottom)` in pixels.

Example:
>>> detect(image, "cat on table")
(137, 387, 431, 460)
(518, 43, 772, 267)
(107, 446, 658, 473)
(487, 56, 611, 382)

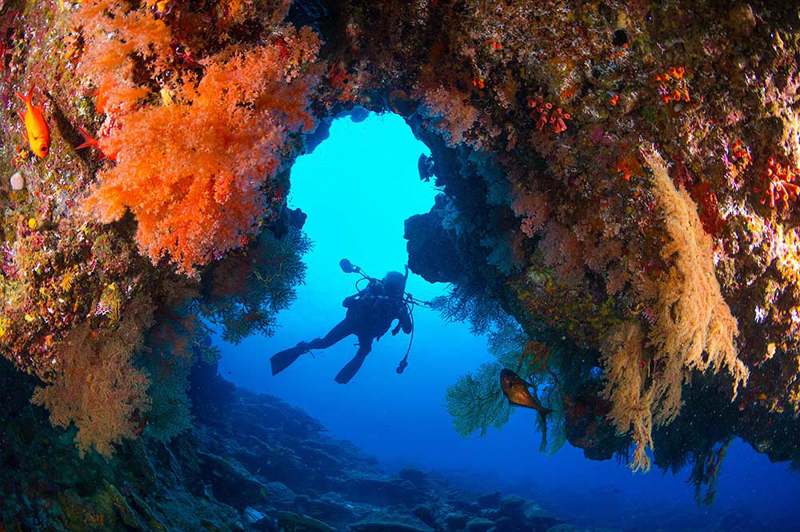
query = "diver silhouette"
(270, 259, 413, 384)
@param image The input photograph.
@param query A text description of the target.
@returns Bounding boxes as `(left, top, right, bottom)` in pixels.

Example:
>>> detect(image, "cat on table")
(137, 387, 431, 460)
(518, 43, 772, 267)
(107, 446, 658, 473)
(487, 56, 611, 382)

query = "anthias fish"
(76, 126, 118, 162)
(500, 368, 552, 416)
(16, 87, 50, 158)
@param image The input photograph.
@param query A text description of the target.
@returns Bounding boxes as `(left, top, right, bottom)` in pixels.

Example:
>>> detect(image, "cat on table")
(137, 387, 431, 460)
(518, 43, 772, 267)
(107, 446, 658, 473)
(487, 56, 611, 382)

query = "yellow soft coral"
(601, 148, 749, 472)
(643, 148, 748, 417)
(601, 323, 653, 472)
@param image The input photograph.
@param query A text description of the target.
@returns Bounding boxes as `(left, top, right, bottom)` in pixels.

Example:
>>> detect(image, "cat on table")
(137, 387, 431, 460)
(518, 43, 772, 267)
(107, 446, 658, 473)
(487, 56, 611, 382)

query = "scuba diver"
(270, 259, 423, 384)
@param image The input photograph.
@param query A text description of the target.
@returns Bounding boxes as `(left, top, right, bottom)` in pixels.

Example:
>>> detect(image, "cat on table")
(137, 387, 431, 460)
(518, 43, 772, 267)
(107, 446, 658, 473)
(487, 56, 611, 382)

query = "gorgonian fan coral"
(200, 224, 311, 344)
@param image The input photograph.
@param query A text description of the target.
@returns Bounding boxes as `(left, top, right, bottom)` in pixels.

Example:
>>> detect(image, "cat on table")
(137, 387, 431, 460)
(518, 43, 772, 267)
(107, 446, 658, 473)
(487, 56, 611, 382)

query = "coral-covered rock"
(351, 509, 436, 532)
(0, 358, 583, 531)
(466, 517, 497, 532)
(3, 0, 800, 508)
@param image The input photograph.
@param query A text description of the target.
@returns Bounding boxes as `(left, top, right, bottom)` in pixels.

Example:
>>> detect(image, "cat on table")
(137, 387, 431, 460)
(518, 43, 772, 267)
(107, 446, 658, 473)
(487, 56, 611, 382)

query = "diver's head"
(383, 271, 406, 297)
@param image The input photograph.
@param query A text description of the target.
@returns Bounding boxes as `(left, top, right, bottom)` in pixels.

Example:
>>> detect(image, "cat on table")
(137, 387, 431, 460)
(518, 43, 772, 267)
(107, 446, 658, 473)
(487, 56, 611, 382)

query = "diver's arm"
(342, 290, 364, 308)
(397, 307, 413, 334)
(343, 283, 376, 307)
(342, 295, 356, 308)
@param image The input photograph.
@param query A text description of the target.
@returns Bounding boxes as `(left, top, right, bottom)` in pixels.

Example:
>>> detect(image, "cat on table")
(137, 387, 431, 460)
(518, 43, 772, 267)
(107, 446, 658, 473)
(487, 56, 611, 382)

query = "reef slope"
(0, 359, 596, 532)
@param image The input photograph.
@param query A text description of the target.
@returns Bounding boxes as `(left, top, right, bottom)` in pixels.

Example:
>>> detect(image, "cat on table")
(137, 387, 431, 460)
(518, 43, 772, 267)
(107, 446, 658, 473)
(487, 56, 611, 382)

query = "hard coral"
(654, 66, 690, 104)
(527, 97, 570, 134)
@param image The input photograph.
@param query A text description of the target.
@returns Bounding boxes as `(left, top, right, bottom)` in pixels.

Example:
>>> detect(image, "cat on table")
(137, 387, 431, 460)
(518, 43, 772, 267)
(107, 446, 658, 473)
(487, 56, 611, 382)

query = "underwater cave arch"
(2, 2, 800, 519)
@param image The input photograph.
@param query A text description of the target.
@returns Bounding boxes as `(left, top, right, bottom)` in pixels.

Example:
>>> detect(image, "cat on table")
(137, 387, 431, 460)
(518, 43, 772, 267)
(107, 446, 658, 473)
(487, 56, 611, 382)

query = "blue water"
(218, 114, 800, 531)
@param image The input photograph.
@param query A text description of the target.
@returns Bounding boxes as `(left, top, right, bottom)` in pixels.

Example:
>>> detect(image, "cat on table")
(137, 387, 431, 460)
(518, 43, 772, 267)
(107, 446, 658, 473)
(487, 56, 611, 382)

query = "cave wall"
(0, 0, 798, 495)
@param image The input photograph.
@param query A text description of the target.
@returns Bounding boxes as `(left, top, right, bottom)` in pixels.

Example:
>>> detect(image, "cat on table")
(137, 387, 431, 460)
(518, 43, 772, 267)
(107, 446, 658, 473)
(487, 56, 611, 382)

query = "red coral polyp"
(757, 158, 800, 211)
(527, 97, 570, 134)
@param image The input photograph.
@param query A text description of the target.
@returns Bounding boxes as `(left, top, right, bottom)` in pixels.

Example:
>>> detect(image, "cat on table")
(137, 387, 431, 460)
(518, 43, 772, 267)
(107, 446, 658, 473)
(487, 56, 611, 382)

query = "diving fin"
(334, 355, 367, 384)
(270, 345, 305, 376)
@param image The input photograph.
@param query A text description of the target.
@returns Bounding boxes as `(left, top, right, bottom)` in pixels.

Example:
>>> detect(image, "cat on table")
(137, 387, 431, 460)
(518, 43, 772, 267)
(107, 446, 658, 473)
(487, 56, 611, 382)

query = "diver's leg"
(307, 319, 354, 350)
(334, 337, 373, 384)
(271, 320, 354, 376)
(270, 344, 306, 375)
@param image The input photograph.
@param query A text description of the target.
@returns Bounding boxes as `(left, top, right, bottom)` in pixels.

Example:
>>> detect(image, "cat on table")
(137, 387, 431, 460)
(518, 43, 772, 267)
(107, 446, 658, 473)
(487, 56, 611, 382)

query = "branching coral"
(689, 439, 732, 505)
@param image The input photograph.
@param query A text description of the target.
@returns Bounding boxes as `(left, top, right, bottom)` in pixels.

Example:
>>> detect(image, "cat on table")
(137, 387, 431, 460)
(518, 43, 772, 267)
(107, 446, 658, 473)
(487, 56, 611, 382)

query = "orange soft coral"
(85, 31, 320, 275)
(75, 0, 173, 80)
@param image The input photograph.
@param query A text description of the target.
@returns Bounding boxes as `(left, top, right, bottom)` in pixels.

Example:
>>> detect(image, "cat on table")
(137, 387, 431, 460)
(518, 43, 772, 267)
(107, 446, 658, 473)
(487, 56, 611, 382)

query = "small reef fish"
(16, 87, 50, 158)
(76, 126, 117, 162)
(500, 368, 552, 416)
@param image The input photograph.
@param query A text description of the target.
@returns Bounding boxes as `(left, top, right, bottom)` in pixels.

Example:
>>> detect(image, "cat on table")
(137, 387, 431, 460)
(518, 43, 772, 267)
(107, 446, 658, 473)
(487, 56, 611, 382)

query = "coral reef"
(1, 0, 800, 512)
(0, 357, 595, 532)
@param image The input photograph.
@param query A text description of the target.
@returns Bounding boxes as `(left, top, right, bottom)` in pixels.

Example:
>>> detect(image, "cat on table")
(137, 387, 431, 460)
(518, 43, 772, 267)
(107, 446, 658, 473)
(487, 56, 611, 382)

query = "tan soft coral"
(643, 148, 748, 419)
(601, 148, 749, 472)
(601, 322, 653, 472)
(31, 295, 154, 457)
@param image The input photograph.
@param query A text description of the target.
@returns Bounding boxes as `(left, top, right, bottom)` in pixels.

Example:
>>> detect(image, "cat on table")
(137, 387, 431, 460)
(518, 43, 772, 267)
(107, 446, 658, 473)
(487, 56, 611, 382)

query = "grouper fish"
(500, 368, 553, 417)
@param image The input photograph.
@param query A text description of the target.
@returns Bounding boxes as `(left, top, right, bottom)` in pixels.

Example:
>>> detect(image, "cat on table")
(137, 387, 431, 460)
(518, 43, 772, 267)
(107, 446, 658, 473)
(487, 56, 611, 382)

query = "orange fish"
(76, 126, 118, 162)
(500, 368, 553, 417)
(16, 87, 50, 158)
